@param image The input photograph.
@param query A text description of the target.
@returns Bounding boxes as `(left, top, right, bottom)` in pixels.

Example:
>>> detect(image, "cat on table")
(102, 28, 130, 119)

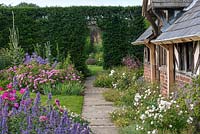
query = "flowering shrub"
(108, 67, 143, 90)
(179, 77, 200, 133)
(0, 90, 90, 133)
(93, 71, 113, 88)
(110, 82, 193, 134)
(24, 53, 49, 65)
(122, 55, 142, 69)
(94, 67, 143, 90)
(0, 58, 82, 94)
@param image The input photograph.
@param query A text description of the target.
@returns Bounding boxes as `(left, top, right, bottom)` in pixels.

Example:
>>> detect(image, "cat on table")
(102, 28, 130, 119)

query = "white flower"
(169, 125, 172, 128)
(190, 104, 194, 110)
(152, 129, 158, 134)
(112, 83, 117, 89)
(109, 70, 115, 76)
(187, 117, 193, 124)
(134, 93, 141, 102)
(140, 114, 146, 120)
(178, 110, 183, 115)
(151, 121, 154, 125)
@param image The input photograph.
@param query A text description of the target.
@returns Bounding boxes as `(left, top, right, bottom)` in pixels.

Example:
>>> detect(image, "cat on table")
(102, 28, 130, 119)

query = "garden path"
(82, 76, 118, 134)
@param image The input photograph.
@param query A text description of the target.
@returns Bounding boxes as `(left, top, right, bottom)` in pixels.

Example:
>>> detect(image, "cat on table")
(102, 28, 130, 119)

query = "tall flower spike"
(12, 76, 18, 88)
(34, 92, 41, 106)
(48, 93, 52, 101)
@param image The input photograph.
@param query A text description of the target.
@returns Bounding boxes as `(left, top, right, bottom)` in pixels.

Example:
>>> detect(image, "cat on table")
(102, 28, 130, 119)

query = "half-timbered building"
(133, 0, 200, 96)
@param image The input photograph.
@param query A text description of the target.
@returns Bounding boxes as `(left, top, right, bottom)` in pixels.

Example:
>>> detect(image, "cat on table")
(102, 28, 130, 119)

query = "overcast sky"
(0, 0, 142, 7)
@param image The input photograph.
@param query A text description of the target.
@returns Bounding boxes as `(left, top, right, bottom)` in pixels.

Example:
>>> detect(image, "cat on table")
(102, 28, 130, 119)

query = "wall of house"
(144, 63, 151, 82)
(174, 41, 200, 86)
(159, 66, 168, 96)
(175, 72, 192, 86)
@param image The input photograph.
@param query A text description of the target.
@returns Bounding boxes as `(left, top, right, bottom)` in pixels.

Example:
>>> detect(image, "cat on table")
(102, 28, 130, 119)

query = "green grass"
(30, 93, 84, 114)
(88, 65, 103, 75)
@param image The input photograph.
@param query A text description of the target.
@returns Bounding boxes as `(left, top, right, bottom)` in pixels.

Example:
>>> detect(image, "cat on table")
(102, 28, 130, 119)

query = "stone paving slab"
(82, 76, 118, 134)
(90, 126, 118, 134)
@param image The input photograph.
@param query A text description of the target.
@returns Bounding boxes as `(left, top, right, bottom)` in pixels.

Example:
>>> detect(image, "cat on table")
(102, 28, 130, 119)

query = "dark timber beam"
(143, 0, 159, 38)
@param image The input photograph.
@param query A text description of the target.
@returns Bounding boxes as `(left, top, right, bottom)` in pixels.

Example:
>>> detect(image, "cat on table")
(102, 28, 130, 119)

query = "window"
(144, 46, 150, 63)
(177, 42, 194, 72)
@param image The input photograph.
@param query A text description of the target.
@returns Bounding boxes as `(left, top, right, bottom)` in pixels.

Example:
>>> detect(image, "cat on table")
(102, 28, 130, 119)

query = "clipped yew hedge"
(0, 6, 145, 72)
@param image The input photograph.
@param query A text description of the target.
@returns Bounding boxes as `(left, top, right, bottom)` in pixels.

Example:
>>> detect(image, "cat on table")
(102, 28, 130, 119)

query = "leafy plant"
(6, 11, 24, 66)
(0, 54, 11, 70)
(42, 82, 84, 96)
(103, 89, 121, 102)
(93, 72, 113, 88)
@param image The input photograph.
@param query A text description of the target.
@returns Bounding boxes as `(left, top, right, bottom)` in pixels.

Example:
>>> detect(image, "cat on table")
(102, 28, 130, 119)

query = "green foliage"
(0, 54, 11, 70)
(0, 80, 10, 88)
(42, 82, 84, 96)
(93, 72, 113, 88)
(111, 107, 136, 127)
(3, 12, 24, 66)
(103, 89, 121, 102)
(94, 66, 143, 90)
(100, 8, 145, 69)
(15, 2, 39, 8)
(0, 6, 144, 74)
(180, 77, 200, 133)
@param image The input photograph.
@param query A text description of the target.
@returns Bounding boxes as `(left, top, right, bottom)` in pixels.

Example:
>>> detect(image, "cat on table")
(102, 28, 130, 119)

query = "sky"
(0, 0, 142, 7)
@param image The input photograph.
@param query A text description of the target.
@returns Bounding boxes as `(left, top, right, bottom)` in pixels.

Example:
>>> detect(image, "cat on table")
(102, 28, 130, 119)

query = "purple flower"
(48, 93, 52, 101)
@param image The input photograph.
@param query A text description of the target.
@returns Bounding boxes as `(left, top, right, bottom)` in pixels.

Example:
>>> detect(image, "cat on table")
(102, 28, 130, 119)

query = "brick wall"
(159, 66, 168, 96)
(144, 63, 151, 82)
(175, 72, 192, 86)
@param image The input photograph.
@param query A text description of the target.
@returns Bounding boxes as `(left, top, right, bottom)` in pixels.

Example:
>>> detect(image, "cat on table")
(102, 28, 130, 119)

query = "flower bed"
(95, 65, 199, 134)
(0, 53, 83, 95)
(0, 86, 89, 133)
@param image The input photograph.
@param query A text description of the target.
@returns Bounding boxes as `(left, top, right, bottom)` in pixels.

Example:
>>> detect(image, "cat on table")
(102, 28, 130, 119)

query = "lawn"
(31, 93, 84, 114)
(88, 65, 103, 75)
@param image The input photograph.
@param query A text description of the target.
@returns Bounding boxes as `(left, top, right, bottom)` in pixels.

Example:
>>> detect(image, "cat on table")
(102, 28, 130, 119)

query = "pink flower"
(20, 88, 27, 94)
(59, 108, 64, 113)
(11, 90, 16, 93)
(14, 103, 19, 108)
(2, 92, 9, 100)
(55, 99, 60, 106)
(28, 65, 33, 68)
(0, 87, 4, 91)
(7, 83, 12, 89)
(9, 97, 16, 101)
(39, 116, 48, 122)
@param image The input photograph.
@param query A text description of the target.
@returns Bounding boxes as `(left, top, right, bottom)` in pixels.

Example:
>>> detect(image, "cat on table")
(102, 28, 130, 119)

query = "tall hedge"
(0, 6, 145, 71)
(99, 7, 146, 69)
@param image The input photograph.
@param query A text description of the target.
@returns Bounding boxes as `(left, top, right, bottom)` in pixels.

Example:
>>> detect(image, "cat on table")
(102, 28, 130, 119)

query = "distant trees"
(15, 2, 39, 8)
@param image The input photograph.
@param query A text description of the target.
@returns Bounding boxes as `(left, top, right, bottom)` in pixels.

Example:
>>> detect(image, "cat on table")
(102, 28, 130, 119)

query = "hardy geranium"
(0, 87, 4, 91)
(20, 88, 27, 94)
